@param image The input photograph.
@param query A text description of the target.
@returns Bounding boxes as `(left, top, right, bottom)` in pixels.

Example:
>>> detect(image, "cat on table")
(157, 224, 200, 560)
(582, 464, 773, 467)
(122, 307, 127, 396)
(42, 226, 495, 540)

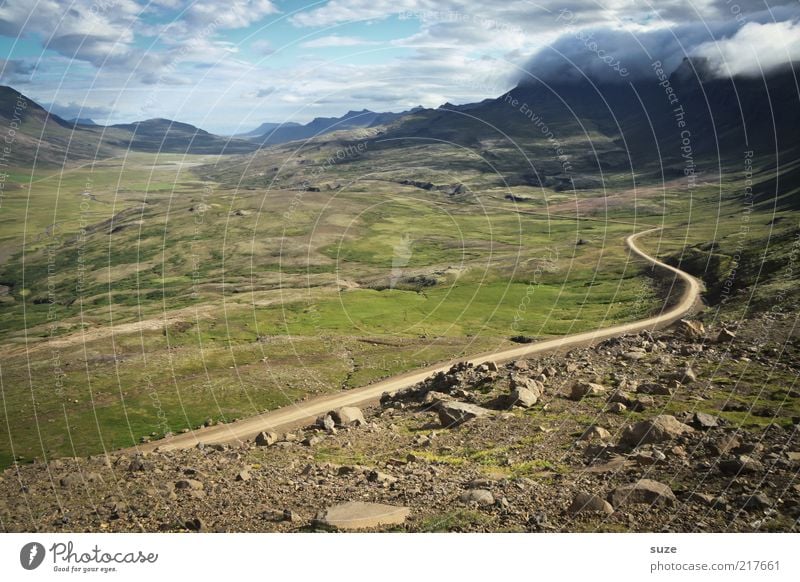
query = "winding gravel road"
(138, 228, 702, 453)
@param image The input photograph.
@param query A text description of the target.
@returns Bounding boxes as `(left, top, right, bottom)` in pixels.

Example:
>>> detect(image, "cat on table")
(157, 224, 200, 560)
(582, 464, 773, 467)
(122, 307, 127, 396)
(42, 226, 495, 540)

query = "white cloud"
(693, 20, 800, 77)
(301, 35, 378, 48)
(185, 0, 279, 30)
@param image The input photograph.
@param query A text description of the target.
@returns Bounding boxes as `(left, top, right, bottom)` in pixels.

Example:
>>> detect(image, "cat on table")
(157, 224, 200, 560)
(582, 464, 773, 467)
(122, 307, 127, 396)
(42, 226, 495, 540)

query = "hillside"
(2, 316, 798, 532)
(0, 87, 259, 166)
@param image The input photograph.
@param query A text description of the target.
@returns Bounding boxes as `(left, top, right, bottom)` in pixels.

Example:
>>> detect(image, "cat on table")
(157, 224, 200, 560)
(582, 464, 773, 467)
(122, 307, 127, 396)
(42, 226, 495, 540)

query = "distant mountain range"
(2, 59, 798, 171)
(0, 86, 258, 166)
(239, 107, 424, 145)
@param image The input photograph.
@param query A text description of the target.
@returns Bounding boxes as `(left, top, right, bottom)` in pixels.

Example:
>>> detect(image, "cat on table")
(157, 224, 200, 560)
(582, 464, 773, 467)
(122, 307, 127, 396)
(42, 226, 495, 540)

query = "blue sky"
(1, 1, 798, 133)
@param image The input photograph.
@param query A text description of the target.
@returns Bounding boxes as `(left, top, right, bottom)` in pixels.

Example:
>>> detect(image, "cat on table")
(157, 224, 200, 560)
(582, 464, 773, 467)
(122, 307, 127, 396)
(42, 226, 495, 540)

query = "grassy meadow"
(0, 134, 795, 468)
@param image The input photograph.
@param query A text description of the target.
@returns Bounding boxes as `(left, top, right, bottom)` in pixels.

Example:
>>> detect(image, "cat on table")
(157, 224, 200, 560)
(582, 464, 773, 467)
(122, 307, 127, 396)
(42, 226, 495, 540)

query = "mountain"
(0, 87, 260, 166)
(252, 108, 417, 145)
(235, 120, 301, 138)
(107, 118, 258, 154)
(68, 117, 99, 126)
(366, 60, 800, 184)
(0, 85, 115, 166)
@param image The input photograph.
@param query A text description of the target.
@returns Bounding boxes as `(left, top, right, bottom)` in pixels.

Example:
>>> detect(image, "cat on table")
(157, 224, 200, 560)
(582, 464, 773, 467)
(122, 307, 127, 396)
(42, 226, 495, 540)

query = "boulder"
(367, 470, 398, 485)
(579, 425, 612, 442)
(436, 401, 490, 428)
(59, 473, 83, 488)
(673, 367, 697, 384)
(636, 383, 673, 396)
(568, 492, 614, 515)
(175, 479, 203, 491)
(719, 455, 764, 475)
(459, 489, 495, 506)
(509, 386, 539, 408)
(315, 502, 409, 530)
(569, 381, 607, 400)
(690, 412, 721, 429)
(331, 406, 366, 427)
(254, 431, 278, 447)
(716, 328, 736, 343)
(608, 479, 676, 507)
(620, 415, 694, 447)
(607, 402, 627, 413)
(678, 319, 705, 340)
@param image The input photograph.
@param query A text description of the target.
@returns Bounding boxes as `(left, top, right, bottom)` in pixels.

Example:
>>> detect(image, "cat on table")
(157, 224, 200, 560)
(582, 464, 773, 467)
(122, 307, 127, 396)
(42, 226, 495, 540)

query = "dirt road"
(138, 228, 702, 453)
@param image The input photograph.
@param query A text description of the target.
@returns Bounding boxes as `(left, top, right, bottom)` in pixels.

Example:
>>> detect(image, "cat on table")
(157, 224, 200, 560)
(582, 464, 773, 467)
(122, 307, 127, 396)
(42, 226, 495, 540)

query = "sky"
(0, 0, 798, 133)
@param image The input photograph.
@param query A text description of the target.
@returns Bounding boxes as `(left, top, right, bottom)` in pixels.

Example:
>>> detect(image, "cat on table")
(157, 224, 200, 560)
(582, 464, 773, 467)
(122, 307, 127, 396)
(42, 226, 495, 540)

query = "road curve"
(137, 228, 703, 453)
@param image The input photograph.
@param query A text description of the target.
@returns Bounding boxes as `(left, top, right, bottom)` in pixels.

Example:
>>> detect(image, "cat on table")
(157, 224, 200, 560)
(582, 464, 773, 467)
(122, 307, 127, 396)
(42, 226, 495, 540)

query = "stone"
(623, 351, 646, 361)
(636, 383, 673, 396)
(509, 386, 539, 408)
(175, 479, 203, 491)
(59, 473, 83, 488)
(719, 455, 764, 475)
(302, 435, 324, 447)
(569, 381, 606, 400)
(674, 367, 697, 384)
(678, 319, 705, 340)
(318, 414, 336, 432)
(367, 470, 398, 485)
(568, 492, 614, 515)
(691, 412, 721, 429)
(620, 415, 694, 447)
(716, 328, 736, 343)
(331, 406, 366, 427)
(254, 431, 278, 447)
(235, 470, 251, 482)
(579, 425, 612, 442)
(739, 493, 772, 511)
(315, 502, 409, 530)
(436, 401, 490, 428)
(459, 489, 495, 506)
(184, 517, 206, 531)
(485, 361, 499, 372)
(608, 479, 676, 507)
(607, 402, 627, 413)
(128, 456, 149, 472)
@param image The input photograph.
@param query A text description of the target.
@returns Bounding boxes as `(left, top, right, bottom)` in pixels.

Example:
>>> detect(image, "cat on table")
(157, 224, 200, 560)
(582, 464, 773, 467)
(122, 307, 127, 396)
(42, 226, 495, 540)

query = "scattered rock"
(331, 407, 366, 427)
(608, 479, 676, 507)
(367, 470, 398, 485)
(719, 455, 764, 475)
(716, 328, 736, 343)
(184, 517, 206, 531)
(235, 470, 251, 482)
(509, 386, 539, 408)
(579, 425, 612, 442)
(314, 502, 410, 530)
(738, 493, 772, 511)
(436, 401, 490, 428)
(254, 431, 278, 447)
(568, 492, 614, 515)
(620, 415, 694, 447)
(690, 412, 721, 430)
(569, 381, 606, 400)
(175, 479, 203, 491)
(636, 383, 673, 396)
(459, 489, 495, 506)
(607, 402, 627, 413)
(678, 319, 705, 340)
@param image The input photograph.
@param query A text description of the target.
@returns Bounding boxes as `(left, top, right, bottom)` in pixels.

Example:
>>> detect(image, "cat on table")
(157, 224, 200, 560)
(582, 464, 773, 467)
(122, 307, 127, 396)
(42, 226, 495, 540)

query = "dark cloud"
(0, 58, 35, 84)
(518, 4, 800, 84)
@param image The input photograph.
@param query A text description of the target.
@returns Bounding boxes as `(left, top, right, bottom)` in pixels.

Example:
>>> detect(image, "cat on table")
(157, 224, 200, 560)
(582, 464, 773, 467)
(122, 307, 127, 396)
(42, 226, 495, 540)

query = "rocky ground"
(1, 313, 799, 532)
